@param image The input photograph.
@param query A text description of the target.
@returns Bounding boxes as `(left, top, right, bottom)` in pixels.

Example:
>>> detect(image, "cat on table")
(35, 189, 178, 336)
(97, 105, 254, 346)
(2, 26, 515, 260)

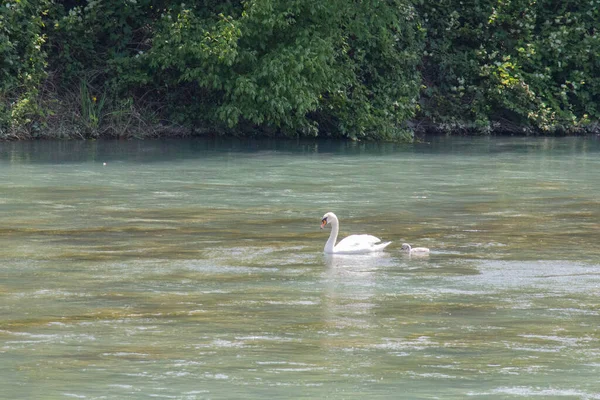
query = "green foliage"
(314, 0, 423, 140)
(0, 0, 48, 135)
(418, 0, 600, 134)
(2, 0, 599, 139)
(146, 0, 422, 140)
(37, 0, 422, 139)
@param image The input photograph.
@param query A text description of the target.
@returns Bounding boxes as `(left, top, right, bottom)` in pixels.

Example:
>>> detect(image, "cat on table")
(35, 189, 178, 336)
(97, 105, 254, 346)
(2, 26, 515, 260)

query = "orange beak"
(320, 219, 327, 229)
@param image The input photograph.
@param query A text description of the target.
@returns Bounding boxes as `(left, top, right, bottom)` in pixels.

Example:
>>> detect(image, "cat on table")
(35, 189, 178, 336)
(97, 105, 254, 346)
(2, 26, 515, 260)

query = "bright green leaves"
(150, 10, 241, 81)
(148, 0, 333, 133)
(145, 0, 422, 139)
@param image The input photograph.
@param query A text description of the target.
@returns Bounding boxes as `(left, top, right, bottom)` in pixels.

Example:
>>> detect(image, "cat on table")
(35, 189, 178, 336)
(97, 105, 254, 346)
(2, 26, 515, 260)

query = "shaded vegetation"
(417, 0, 600, 135)
(1, 0, 598, 140)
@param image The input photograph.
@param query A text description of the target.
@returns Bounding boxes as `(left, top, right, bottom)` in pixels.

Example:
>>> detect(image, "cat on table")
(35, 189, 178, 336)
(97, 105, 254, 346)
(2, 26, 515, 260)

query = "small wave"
(102, 352, 149, 358)
(264, 300, 319, 306)
(62, 394, 86, 399)
(471, 387, 600, 399)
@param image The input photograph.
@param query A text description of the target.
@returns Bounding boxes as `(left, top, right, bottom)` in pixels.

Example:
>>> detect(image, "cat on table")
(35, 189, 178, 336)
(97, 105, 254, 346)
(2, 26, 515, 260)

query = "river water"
(1, 137, 599, 399)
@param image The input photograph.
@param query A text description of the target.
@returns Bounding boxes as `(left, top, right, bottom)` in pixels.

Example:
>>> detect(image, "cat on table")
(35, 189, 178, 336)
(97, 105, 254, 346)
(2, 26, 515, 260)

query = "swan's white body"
(320, 212, 391, 254)
(401, 243, 430, 255)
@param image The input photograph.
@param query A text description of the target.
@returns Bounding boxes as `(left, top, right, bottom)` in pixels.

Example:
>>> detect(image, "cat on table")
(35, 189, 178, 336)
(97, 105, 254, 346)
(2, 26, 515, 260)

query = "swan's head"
(320, 212, 336, 229)
(400, 243, 412, 251)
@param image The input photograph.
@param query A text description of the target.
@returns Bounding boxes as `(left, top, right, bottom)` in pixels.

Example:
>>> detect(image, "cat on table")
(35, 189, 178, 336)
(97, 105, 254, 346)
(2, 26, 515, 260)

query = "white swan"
(400, 243, 430, 255)
(320, 212, 391, 254)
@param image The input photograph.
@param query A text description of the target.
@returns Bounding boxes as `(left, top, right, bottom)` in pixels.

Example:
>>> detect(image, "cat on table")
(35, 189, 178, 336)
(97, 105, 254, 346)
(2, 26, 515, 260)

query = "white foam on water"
(470, 387, 600, 399)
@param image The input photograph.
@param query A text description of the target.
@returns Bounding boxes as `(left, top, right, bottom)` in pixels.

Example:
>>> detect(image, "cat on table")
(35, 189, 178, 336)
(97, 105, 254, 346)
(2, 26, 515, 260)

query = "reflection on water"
(1, 136, 599, 399)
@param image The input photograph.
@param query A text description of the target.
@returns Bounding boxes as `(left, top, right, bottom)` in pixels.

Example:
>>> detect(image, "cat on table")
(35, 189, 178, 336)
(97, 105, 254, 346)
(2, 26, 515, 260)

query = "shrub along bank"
(1, 0, 598, 140)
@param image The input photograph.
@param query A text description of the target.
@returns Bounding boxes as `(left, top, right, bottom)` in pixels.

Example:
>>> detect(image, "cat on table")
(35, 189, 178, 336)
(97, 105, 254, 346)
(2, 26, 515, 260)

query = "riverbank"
(3, 117, 599, 142)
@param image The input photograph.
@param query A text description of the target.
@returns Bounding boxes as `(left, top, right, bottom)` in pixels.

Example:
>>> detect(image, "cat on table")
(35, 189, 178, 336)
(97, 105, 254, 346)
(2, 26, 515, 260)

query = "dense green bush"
(0, 0, 48, 137)
(30, 0, 421, 140)
(418, 0, 600, 134)
(1, 0, 598, 140)
(144, 0, 423, 139)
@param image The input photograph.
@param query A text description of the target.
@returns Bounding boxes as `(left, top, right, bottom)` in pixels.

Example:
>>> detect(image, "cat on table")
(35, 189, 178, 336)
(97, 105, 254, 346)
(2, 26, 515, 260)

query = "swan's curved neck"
(324, 217, 339, 253)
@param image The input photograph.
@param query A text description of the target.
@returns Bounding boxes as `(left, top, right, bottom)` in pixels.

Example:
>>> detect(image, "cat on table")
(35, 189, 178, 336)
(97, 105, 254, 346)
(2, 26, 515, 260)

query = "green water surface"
(1, 137, 599, 399)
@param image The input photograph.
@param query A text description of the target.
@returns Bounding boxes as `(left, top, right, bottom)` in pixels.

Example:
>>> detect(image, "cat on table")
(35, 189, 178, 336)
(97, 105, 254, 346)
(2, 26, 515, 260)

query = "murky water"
(1, 137, 599, 399)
